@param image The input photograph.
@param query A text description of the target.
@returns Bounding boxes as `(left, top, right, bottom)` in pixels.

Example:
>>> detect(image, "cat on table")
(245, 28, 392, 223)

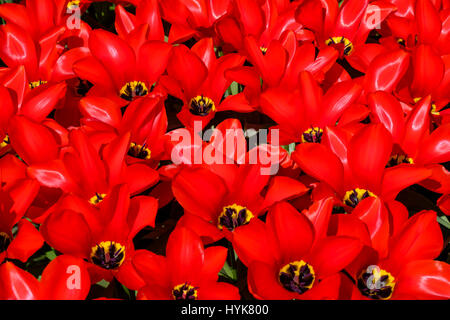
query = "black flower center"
(90, 241, 125, 270)
(217, 204, 254, 232)
(357, 265, 395, 300)
(75, 78, 93, 96)
(278, 260, 315, 294)
(343, 188, 376, 208)
(189, 96, 216, 116)
(0, 232, 11, 253)
(172, 283, 198, 300)
(119, 81, 148, 101)
(301, 127, 323, 143)
(386, 154, 414, 168)
(128, 142, 151, 160)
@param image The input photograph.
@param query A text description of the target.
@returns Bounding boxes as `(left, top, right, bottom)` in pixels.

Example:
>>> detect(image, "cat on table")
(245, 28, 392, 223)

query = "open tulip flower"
(232, 200, 363, 299)
(292, 123, 433, 209)
(0, 0, 448, 302)
(133, 226, 240, 300)
(340, 210, 450, 300)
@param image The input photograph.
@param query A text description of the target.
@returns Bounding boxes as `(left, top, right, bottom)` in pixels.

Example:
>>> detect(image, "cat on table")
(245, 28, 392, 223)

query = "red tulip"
(133, 226, 240, 300)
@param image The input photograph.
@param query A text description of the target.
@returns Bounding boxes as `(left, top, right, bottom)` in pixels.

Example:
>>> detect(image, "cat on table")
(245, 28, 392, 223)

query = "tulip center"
(67, 0, 80, 8)
(172, 283, 198, 300)
(278, 260, 315, 294)
(128, 142, 151, 160)
(75, 78, 93, 96)
(218, 204, 254, 232)
(260, 47, 268, 54)
(357, 265, 395, 300)
(1, 135, 10, 149)
(413, 97, 440, 116)
(90, 241, 125, 270)
(0, 232, 11, 253)
(89, 193, 107, 205)
(119, 81, 148, 101)
(301, 127, 323, 143)
(325, 37, 354, 56)
(343, 188, 376, 208)
(189, 96, 216, 116)
(386, 154, 414, 168)
(29, 80, 47, 89)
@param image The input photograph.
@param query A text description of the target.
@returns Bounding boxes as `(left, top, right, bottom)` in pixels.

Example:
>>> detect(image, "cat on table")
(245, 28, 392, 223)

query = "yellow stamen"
(89, 193, 107, 205)
(29, 80, 47, 89)
(325, 36, 354, 56)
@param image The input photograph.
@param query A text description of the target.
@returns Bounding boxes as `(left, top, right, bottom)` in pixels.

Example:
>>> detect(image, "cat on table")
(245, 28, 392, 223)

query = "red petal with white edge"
(292, 143, 344, 193)
(0, 262, 39, 300)
(415, 124, 450, 165)
(39, 255, 91, 300)
(394, 260, 450, 300)
(319, 79, 362, 127)
(115, 4, 136, 37)
(368, 91, 405, 144)
(79, 96, 122, 128)
(401, 96, 431, 157)
(303, 197, 334, 247)
(364, 50, 409, 93)
(20, 82, 66, 122)
(348, 124, 392, 194)
(7, 219, 44, 262)
(0, 24, 38, 79)
(332, 0, 368, 40)
(28, 160, 76, 193)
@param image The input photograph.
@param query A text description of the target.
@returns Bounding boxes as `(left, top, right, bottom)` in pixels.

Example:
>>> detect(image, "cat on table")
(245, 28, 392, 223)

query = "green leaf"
(437, 215, 450, 229)
(219, 261, 237, 281)
(45, 250, 57, 261)
(97, 279, 110, 288)
(281, 143, 296, 154)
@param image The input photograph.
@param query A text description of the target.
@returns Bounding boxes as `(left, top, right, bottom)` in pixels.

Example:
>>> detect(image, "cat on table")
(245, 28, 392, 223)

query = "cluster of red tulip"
(0, 0, 449, 301)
